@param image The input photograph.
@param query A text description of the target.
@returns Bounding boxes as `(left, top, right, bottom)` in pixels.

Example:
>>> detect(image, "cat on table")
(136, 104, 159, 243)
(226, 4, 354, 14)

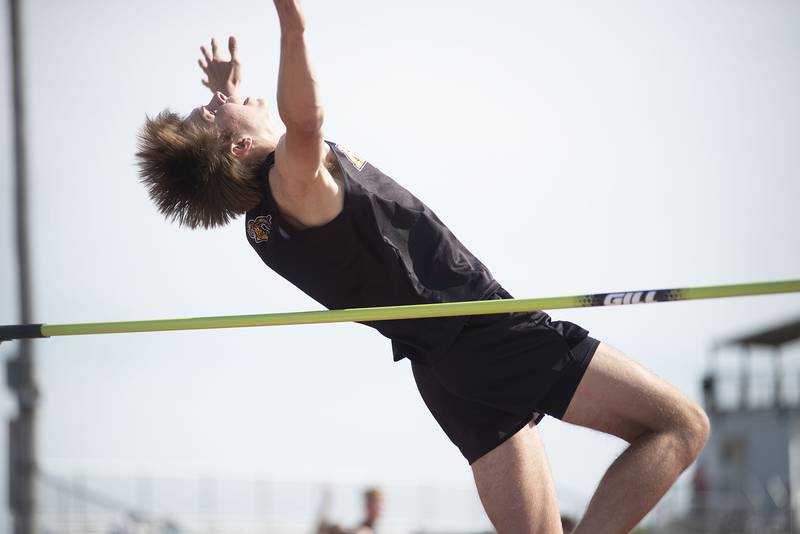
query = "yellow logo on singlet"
(337, 144, 367, 171)
(247, 215, 273, 243)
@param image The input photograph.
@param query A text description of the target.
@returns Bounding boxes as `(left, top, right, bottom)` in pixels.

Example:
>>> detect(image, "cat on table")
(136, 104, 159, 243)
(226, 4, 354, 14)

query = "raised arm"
(273, 0, 326, 189)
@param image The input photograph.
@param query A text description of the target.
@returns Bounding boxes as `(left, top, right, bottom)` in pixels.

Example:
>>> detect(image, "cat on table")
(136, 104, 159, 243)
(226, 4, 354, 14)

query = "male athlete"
(136, 1, 710, 532)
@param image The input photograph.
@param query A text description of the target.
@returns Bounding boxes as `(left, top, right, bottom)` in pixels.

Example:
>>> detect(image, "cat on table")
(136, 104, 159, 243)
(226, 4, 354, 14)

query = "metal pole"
(6, 0, 38, 532)
(739, 346, 750, 410)
(774, 347, 783, 408)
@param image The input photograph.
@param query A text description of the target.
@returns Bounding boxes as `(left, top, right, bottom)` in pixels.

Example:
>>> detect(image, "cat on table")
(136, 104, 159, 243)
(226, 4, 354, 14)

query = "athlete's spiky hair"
(136, 110, 261, 229)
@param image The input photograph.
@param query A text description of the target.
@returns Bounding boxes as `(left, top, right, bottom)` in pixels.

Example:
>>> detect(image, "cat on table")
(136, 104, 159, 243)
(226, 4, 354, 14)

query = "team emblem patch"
(337, 145, 367, 171)
(247, 215, 273, 243)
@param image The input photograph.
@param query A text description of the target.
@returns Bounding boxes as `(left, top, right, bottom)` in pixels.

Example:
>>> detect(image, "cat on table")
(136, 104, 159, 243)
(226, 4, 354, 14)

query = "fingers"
(200, 45, 213, 64)
(201, 79, 210, 88)
(228, 35, 239, 62)
(199, 36, 238, 69)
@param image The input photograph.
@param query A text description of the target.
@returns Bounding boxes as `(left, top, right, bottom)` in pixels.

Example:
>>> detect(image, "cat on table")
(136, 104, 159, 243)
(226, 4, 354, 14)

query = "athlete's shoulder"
(327, 141, 369, 173)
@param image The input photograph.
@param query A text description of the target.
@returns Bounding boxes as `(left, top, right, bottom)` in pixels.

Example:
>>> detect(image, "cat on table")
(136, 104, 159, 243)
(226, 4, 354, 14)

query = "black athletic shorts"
(411, 287, 600, 464)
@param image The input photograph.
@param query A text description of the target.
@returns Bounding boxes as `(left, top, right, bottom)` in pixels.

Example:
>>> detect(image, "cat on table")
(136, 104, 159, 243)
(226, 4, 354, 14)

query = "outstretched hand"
(198, 36, 241, 97)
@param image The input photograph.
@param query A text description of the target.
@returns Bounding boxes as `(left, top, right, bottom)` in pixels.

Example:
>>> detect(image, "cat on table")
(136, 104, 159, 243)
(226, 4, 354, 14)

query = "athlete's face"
(185, 92, 275, 139)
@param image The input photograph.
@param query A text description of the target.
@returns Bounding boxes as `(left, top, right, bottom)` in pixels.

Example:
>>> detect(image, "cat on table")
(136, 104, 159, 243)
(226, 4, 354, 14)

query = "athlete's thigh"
(471, 424, 562, 534)
(562, 341, 693, 442)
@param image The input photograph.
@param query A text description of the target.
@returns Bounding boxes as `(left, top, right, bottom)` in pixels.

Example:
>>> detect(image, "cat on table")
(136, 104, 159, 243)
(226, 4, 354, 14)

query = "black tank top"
(245, 141, 500, 362)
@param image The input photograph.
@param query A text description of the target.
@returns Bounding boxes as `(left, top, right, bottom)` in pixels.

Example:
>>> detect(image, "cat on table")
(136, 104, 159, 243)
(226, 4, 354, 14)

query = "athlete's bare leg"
(472, 424, 563, 534)
(471, 342, 709, 534)
(564, 342, 710, 534)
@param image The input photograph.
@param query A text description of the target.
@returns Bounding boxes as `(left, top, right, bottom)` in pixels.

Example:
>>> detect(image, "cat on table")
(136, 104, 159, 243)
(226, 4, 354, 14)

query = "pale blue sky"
(1, 0, 799, 526)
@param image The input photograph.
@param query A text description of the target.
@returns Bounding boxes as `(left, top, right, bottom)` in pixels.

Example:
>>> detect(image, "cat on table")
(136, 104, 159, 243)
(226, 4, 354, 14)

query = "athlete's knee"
(680, 400, 710, 459)
(662, 399, 710, 466)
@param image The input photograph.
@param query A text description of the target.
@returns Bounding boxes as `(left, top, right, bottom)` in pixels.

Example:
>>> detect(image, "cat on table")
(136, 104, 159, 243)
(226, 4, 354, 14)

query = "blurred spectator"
(354, 488, 383, 534)
(315, 486, 384, 534)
